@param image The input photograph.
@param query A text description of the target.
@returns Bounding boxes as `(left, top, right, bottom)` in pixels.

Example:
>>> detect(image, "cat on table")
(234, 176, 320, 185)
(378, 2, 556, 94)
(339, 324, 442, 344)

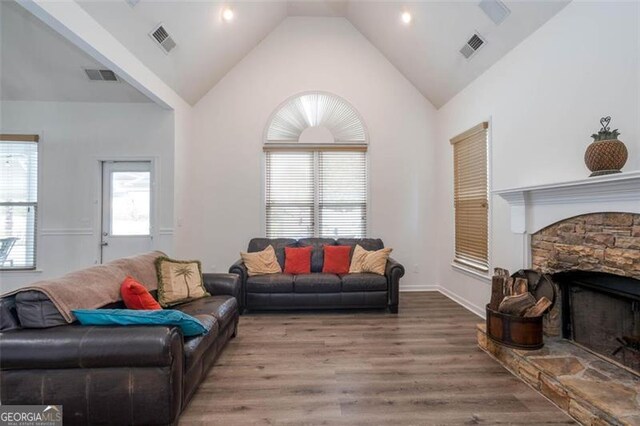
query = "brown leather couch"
(0, 252, 240, 426)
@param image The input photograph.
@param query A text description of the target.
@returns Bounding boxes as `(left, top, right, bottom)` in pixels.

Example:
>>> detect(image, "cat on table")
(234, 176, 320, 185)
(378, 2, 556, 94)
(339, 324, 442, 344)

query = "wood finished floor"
(180, 292, 575, 425)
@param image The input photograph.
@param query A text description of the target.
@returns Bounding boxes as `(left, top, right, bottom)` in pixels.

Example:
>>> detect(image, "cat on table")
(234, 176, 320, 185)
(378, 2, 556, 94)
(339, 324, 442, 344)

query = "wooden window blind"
(450, 122, 488, 272)
(265, 148, 367, 239)
(0, 135, 39, 269)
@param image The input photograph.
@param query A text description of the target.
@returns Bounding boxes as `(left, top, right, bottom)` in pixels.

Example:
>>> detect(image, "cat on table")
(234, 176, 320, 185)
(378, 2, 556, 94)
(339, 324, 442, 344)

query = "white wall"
(0, 101, 175, 292)
(178, 17, 439, 289)
(435, 1, 640, 316)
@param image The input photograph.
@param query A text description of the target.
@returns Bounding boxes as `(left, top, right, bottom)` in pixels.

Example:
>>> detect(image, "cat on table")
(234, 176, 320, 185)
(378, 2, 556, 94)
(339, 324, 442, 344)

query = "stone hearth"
(478, 324, 640, 425)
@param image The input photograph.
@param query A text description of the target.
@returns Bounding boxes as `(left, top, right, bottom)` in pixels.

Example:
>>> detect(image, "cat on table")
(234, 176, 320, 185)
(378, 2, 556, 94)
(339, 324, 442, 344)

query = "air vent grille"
(149, 24, 176, 54)
(460, 32, 486, 59)
(84, 68, 119, 82)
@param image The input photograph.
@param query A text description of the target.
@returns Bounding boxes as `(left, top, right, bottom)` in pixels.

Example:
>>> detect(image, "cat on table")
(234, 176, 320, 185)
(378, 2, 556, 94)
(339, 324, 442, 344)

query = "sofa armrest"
(385, 258, 405, 311)
(202, 273, 241, 300)
(228, 259, 248, 310)
(229, 259, 248, 282)
(0, 325, 183, 370)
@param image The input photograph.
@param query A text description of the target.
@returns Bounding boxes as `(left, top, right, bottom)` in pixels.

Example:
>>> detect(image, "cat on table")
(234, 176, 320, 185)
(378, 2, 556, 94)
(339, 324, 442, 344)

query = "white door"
(101, 161, 154, 263)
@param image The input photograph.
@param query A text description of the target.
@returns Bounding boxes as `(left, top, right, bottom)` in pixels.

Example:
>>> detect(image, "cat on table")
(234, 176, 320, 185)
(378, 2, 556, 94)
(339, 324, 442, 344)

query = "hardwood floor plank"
(180, 292, 575, 425)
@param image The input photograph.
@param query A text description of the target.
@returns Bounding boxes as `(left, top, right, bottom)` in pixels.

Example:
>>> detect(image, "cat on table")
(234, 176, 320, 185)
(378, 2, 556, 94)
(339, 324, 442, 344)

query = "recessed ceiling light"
(222, 7, 234, 22)
(401, 11, 412, 25)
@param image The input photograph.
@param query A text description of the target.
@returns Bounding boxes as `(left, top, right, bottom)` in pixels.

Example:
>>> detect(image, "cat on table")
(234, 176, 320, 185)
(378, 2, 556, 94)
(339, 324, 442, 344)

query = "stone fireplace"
(480, 173, 640, 424)
(530, 212, 640, 375)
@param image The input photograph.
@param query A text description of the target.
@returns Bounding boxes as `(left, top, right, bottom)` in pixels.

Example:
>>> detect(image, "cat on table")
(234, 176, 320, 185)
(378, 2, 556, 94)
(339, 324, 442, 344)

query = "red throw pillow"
(120, 276, 161, 310)
(284, 246, 312, 275)
(322, 245, 352, 275)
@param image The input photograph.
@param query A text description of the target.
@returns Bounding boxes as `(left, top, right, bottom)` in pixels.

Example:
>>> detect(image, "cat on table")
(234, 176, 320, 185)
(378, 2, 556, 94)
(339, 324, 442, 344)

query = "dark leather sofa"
(0, 253, 240, 426)
(230, 238, 404, 313)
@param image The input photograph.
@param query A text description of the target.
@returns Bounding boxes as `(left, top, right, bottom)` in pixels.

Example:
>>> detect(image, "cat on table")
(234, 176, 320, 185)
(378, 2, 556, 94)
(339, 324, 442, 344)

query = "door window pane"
(110, 171, 150, 236)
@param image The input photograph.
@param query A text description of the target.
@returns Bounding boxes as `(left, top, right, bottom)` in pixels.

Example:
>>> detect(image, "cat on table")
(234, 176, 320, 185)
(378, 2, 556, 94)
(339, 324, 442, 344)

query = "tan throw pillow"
(155, 257, 209, 307)
(349, 245, 393, 275)
(241, 245, 282, 276)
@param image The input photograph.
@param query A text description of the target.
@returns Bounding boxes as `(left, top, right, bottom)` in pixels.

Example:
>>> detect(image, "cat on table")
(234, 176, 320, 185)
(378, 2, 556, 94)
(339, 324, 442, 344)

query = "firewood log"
(494, 267, 510, 277)
(489, 276, 506, 310)
(524, 297, 552, 318)
(498, 292, 536, 316)
(504, 277, 515, 296)
(513, 278, 529, 295)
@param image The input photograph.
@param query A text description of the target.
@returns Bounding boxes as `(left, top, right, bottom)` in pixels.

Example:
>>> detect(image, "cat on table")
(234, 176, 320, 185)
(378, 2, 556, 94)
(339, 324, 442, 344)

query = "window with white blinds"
(450, 123, 489, 273)
(0, 135, 39, 269)
(265, 149, 367, 239)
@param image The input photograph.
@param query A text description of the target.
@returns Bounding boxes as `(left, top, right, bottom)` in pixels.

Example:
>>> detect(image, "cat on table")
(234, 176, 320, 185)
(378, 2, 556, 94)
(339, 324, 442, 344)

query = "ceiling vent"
(84, 68, 119, 82)
(149, 24, 176, 54)
(479, 0, 511, 25)
(460, 32, 486, 59)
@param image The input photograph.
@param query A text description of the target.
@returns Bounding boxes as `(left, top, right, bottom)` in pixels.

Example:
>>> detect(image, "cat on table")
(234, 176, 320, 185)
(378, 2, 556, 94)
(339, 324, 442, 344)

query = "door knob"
(101, 241, 109, 247)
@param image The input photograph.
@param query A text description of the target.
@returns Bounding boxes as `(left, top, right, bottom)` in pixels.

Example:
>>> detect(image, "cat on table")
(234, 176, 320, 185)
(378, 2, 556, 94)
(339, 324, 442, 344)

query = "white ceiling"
(78, 1, 289, 105)
(346, 1, 570, 107)
(7, 0, 570, 107)
(0, 1, 151, 103)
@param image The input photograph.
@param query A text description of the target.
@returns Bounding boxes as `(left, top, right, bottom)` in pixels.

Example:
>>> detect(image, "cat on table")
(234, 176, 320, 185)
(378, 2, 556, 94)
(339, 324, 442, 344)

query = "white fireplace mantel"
(494, 171, 640, 234)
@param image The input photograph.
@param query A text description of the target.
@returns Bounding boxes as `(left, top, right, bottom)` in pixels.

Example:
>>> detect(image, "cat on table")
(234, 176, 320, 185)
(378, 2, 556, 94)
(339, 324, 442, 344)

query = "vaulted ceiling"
(3, 1, 569, 107)
(0, 0, 151, 103)
(77, 1, 568, 108)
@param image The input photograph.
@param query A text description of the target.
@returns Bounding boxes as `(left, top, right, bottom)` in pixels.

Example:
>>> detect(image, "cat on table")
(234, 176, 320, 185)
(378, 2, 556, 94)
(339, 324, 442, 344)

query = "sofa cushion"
(155, 257, 209, 307)
(246, 274, 294, 293)
(240, 245, 281, 276)
(284, 246, 312, 275)
(294, 274, 341, 293)
(183, 314, 219, 373)
(322, 245, 351, 275)
(0, 296, 20, 331)
(341, 273, 388, 292)
(349, 245, 393, 275)
(14, 291, 68, 328)
(176, 296, 238, 330)
(248, 238, 297, 270)
(120, 276, 162, 310)
(298, 238, 336, 272)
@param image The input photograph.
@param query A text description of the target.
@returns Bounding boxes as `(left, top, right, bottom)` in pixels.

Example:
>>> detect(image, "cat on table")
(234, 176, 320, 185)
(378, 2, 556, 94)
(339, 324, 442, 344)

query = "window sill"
(0, 269, 43, 274)
(451, 262, 491, 283)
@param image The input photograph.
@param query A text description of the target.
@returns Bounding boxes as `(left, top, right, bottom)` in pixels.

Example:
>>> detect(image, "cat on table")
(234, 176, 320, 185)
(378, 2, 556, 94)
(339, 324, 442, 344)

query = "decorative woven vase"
(584, 139, 628, 177)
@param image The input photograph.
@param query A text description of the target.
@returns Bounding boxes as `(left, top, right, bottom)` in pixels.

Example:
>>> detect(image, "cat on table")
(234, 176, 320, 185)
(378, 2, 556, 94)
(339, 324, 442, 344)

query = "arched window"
(264, 92, 368, 239)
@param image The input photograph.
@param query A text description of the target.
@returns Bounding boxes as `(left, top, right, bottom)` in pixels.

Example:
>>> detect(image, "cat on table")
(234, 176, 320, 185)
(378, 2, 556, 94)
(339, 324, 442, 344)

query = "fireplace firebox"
(553, 270, 640, 374)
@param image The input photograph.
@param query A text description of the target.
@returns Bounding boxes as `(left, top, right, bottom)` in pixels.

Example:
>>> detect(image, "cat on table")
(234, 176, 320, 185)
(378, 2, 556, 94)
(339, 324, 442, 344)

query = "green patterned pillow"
(155, 257, 209, 307)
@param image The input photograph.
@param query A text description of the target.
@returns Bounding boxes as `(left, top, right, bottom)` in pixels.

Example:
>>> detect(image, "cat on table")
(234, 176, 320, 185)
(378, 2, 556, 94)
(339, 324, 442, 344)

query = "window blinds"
(451, 123, 488, 272)
(265, 151, 315, 238)
(0, 135, 39, 269)
(265, 149, 367, 239)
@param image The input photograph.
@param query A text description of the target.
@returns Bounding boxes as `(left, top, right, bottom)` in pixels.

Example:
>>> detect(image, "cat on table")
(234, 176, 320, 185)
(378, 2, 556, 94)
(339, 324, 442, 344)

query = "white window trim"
(0, 132, 41, 271)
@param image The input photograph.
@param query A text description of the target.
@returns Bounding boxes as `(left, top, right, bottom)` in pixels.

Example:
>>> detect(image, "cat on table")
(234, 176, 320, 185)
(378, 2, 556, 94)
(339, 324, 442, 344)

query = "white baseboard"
(400, 284, 439, 292)
(436, 285, 486, 319)
(400, 284, 486, 319)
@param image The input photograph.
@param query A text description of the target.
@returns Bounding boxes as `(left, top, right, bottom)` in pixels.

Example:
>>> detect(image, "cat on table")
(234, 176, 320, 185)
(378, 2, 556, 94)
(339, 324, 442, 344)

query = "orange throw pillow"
(120, 276, 161, 310)
(284, 246, 312, 275)
(322, 245, 351, 275)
